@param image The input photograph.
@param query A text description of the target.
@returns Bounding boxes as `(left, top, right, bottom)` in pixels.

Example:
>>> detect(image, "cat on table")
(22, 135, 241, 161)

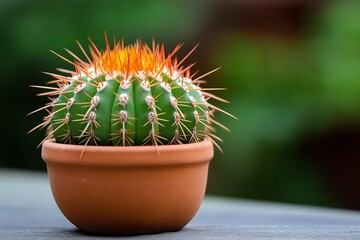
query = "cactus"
(29, 36, 235, 150)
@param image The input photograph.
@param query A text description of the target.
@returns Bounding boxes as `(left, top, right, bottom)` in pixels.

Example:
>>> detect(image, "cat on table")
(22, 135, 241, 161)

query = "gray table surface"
(1, 168, 360, 240)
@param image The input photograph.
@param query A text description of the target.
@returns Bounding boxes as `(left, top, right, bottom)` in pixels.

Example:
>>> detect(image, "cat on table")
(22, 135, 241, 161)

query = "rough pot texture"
(41, 138, 214, 235)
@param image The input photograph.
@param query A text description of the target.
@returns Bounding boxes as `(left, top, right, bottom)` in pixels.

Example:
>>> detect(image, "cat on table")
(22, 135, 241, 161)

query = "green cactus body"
(189, 86, 208, 143)
(67, 76, 98, 144)
(30, 38, 235, 149)
(51, 72, 207, 146)
(165, 76, 195, 142)
(50, 82, 75, 143)
(148, 76, 178, 144)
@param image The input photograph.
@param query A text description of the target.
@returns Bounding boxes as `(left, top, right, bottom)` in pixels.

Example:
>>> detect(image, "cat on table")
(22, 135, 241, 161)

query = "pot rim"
(41, 138, 214, 167)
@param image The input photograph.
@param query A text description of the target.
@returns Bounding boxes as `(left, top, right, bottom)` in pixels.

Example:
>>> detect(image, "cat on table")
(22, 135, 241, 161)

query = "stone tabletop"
(1, 168, 360, 239)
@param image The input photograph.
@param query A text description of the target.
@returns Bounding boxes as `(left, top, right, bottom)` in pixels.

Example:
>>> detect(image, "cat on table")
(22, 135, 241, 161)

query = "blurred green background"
(1, 0, 360, 210)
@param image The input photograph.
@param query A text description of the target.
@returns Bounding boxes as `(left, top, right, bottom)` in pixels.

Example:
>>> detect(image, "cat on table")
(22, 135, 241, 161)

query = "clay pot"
(41, 138, 213, 235)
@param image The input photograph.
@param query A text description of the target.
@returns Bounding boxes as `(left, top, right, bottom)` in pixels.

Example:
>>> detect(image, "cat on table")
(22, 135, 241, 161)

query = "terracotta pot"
(41, 138, 213, 235)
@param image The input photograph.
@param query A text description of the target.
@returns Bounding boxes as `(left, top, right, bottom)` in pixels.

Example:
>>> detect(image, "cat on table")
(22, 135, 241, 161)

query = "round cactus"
(29, 36, 235, 150)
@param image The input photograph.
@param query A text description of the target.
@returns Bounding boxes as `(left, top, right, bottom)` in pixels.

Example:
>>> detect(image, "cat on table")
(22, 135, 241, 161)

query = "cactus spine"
(29, 36, 235, 149)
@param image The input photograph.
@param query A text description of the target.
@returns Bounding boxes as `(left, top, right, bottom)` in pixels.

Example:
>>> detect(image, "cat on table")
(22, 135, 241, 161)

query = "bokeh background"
(1, 0, 359, 210)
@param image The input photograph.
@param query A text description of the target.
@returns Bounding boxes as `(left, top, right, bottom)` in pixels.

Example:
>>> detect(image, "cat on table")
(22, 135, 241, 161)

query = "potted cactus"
(29, 35, 234, 235)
